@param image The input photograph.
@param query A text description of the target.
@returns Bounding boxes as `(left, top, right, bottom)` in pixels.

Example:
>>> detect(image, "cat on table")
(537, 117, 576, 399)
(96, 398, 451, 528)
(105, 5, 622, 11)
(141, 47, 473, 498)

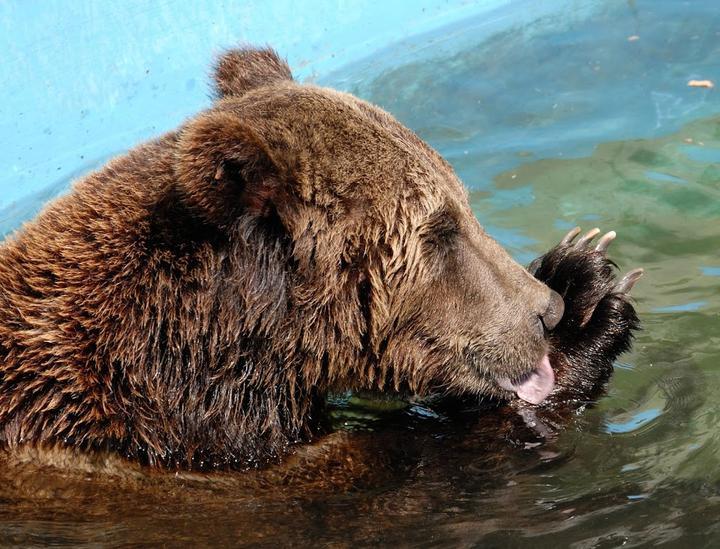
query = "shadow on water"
(1, 0, 720, 546)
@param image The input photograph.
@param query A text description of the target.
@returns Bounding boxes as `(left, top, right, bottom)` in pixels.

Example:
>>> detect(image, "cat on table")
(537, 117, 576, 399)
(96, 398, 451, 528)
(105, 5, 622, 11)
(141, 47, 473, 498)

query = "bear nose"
(540, 290, 565, 331)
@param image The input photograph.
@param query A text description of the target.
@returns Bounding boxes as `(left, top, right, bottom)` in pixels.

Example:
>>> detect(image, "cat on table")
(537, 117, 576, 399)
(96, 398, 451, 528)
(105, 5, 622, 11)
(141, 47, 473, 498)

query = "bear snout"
(540, 290, 564, 331)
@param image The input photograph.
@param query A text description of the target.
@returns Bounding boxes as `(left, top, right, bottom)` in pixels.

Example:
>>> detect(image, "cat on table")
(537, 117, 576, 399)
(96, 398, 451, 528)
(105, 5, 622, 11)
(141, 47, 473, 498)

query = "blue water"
(324, 0, 720, 187)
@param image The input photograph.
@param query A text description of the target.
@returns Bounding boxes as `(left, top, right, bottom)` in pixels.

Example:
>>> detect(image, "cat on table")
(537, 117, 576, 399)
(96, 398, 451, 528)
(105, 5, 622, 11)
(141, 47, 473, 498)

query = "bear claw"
(575, 227, 601, 247)
(595, 231, 616, 253)
(615, 268, 644, 294)
(561, 227, 617, 254)
(560, 226, 582, 244)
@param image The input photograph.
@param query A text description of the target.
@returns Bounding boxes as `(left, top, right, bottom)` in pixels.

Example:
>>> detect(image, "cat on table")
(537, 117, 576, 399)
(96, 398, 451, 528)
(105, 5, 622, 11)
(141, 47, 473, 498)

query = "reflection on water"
(2, 0, 720, 546)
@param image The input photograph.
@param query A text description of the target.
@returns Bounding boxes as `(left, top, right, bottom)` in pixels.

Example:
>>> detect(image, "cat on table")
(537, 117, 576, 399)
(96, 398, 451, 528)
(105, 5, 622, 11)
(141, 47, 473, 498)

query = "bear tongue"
(498, 355, 555, 405)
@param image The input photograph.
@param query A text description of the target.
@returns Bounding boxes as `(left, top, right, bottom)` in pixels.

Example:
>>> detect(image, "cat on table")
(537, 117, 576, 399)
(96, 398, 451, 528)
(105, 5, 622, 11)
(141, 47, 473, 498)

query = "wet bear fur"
(0, 48, 639, 470)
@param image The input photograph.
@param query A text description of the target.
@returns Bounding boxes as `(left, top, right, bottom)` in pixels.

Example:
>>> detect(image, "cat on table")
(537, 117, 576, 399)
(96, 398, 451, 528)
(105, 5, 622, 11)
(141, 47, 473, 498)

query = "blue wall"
(0, 0, 608, 233)
(0, 1, 508, 212)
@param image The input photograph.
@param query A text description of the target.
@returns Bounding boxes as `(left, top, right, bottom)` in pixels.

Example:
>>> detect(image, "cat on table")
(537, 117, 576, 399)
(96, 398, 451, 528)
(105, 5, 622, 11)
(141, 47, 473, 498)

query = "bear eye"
(422, 209, 460, 255)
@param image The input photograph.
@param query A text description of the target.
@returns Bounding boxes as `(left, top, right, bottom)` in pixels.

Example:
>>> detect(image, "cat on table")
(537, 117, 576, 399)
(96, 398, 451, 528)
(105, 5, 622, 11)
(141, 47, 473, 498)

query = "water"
(2, 0, 720, 546)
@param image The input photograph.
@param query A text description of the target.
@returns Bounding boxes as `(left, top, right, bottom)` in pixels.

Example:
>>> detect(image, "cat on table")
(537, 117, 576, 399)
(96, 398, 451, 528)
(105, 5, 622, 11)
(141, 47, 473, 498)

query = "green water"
(327, 0, 720, 544)
(330, 0, 720, 545)
(315, 118, 720, 546)
(462, 116, 720, 546)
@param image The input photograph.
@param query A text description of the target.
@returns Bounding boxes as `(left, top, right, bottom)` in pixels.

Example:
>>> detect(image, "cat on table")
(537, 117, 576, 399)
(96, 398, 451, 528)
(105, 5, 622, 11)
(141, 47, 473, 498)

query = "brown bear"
(0, 47, 640, 470)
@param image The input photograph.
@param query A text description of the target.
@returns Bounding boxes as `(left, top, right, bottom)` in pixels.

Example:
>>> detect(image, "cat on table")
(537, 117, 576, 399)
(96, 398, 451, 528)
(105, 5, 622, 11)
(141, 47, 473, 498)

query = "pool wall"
(0, 0, 602, 228)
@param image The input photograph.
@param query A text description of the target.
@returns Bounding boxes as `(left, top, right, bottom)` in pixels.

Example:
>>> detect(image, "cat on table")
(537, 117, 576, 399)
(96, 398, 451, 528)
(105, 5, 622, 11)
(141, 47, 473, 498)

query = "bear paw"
(529, 227, 642, 404)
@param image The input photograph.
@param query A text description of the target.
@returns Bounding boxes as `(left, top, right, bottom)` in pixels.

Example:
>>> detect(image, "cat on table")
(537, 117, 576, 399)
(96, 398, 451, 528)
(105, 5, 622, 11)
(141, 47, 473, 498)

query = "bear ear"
(175, 111, 286, 227)
(213, 47, 293, 99)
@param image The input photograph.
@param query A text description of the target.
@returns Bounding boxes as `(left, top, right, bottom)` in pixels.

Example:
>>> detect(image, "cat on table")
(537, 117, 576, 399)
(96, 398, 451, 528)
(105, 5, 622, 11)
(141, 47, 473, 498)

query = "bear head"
(174, 47, 564, 406)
